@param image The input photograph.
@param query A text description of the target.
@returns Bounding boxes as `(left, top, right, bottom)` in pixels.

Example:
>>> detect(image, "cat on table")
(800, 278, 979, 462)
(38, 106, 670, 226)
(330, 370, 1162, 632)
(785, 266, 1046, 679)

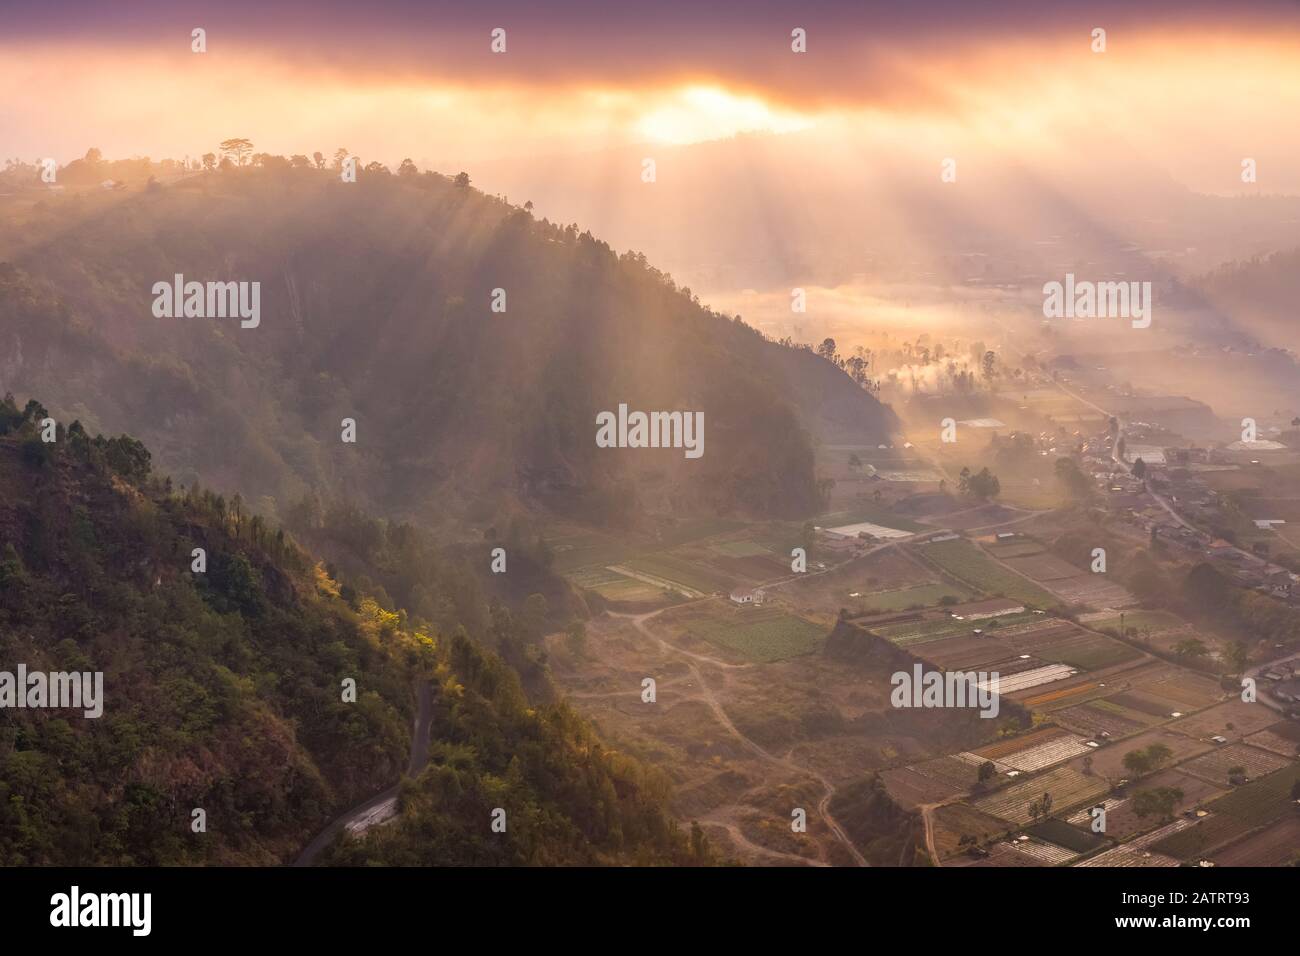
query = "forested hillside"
(0, 397, 708, 865)
(0, 164, 895, 530)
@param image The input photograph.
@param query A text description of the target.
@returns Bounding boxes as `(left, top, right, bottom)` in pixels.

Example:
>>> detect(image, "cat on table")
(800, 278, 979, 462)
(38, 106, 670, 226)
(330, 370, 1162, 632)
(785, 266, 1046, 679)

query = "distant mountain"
(0, 397, 708, 865)
(0, 166, 895, 529)
(1194, 247, 1300, 351)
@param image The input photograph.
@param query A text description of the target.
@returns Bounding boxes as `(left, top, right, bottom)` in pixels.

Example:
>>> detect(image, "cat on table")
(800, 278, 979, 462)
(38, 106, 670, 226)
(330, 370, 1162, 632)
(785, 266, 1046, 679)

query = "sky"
(2, 0, 1299, 193)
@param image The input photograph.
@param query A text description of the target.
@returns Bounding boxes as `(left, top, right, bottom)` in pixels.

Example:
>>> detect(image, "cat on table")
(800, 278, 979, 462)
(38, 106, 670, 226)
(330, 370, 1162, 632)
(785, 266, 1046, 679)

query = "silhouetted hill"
(0, 166, 895, 528)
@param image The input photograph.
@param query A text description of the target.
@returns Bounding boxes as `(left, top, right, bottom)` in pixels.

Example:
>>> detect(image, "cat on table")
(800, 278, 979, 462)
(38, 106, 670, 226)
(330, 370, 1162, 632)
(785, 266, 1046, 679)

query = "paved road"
(293, 680, 433, 866)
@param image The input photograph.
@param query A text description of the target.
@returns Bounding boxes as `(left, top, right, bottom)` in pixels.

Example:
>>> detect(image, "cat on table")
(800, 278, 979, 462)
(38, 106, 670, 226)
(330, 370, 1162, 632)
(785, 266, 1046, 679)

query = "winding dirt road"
(613, 607, 868, 866)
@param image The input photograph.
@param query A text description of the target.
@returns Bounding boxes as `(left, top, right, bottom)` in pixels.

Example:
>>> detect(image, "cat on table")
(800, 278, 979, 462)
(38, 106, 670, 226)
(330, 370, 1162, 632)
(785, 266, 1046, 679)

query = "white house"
(729, 588, 766, 606)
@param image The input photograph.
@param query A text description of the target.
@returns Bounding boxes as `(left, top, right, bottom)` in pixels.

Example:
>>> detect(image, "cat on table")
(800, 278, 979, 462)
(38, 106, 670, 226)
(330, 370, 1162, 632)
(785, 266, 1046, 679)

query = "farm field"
(1075, 728, 1211, 780)
(985, 539, 1048, 559)
(1022, 681, 1109, 712)
(932, 804, 1014, 861)
(972, 765, 1109, 824)
(1245, 721, 1300, 757)
(659, 600, 827, 663)
(1149, 763, 1300, 861)
(548, 528, 638, 573)
(916, 634, 1020, 671)
(817, 504, 928, 533)
(1167, 700, 1282, 740)
(567, 566, 670, 603)
(1056, 697, 1163, 737)
(857, 582, 971, 613)
(1036, 633, 1142, 671)
(1075, 818, 1193, 867)
(1178, 743, 1291, 787)
(777, 546, 937, 617)
(873, 609, 1039, 648)
(1025, 818, 1107, 854)
(915, 538, 1059, 608)
(622, 552, 739, 595)
(1208, 816, 1300, 866)
(992, 734, 1093, 773)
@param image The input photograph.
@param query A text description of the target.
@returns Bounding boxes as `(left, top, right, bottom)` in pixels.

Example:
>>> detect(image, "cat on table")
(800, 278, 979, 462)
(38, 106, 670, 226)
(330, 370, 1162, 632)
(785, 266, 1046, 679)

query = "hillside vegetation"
(0, 396, 708, 865)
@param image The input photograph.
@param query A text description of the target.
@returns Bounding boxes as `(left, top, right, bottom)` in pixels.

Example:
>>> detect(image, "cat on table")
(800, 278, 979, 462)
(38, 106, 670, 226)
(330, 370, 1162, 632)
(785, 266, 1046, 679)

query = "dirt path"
(612, 606, 869, 866)
(920, 802, 941, 866)
(699, 813, 831, 867)
(293, 680, 433, 866)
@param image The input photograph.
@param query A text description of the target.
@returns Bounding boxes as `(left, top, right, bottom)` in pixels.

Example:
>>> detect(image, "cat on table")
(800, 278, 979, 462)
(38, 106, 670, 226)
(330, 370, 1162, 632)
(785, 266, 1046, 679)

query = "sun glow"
(634, 86, 813, 144)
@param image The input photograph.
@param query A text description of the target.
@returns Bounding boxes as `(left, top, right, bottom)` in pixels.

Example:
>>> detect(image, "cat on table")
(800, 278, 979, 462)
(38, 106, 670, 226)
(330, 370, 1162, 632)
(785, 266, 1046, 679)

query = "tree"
(977, 761, 996, 783)
(201, 152, 216, 171)
(1123, 743, 1173, 777)
(398, 158, 419, 178)
(1131, 457, 1147, 480)
(218, 138, 254, 166)
(84, 147, 103, 164)
(565, 620, 587, 658)
(312, 151, 325, 170)
(1132, 787, 1183, 822)
(454, 171, 471, 188)
(1028, 792, 1053, 823)
(981, 350, 996, 380)
(1054, 457, 1093, 501)
(965, 467, 1000, 501)
(816, 338, 839, 364)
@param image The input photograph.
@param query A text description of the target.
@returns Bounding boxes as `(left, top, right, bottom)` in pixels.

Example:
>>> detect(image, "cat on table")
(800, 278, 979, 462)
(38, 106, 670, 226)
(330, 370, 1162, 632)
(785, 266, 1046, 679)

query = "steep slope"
(0, 166, 895, 528)
(0, 397, 707, 865)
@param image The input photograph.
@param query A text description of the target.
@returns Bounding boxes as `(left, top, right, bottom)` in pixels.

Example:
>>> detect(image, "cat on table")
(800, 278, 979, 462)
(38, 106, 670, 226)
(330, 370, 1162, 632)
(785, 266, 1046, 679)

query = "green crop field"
(916, 539, 1058, 608)
(710, 539, 774, 558)
(873, 609, 1039, 647)
(673, 603, 827, 662)
(1038, 638, 1141, 671)
(858, 582, 970, 613)
(548, 530, 636, 572)
(624, 553, 738, 594)
(567, 566, 669, 602)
